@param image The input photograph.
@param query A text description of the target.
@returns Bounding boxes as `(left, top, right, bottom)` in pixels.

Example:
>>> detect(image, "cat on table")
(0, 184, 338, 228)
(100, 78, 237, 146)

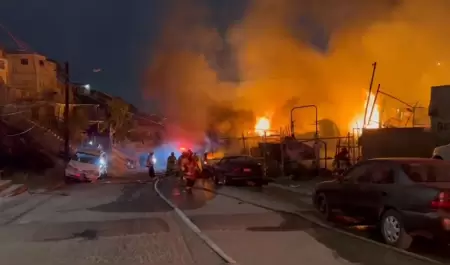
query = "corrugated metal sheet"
(430, 85, 450, 118)
(430, 85, 450, 144)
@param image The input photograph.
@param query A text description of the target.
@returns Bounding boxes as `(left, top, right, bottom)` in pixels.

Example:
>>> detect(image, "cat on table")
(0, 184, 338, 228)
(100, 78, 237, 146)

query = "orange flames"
(252, 94, 379, 136)
(254, 116, 271, 136)
(349, 92, 380, 131)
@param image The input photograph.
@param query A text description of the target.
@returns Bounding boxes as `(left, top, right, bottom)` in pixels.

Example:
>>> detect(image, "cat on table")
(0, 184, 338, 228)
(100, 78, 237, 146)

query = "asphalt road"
(0, 174, 223, 265)
(157, 178, 444, 265)
(0, 173, 447, 265)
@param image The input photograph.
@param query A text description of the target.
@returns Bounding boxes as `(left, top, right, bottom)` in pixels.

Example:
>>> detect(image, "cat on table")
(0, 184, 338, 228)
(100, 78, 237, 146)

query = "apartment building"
(0, 48, 9, 106)
(5, 50, 58, 98)
(0, 48, 8, 85)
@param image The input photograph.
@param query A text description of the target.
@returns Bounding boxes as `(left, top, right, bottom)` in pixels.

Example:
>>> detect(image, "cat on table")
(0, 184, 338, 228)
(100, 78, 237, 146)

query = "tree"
(69, 107, 90, 144)
(37, 89, 60, 130)
(103, 98, 133, 143)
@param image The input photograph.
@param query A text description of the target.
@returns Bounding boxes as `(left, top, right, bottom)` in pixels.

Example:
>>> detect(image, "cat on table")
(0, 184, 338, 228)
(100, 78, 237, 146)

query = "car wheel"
(222, 175, 229, 185)
(380, 210, 412, 249)
(315, 192, 334, 221)
(212, 174, 220, 185)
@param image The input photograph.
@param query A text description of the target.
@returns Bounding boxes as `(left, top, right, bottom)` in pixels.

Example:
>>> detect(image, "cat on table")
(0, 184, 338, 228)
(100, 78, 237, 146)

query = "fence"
(210, 129, 361, 178)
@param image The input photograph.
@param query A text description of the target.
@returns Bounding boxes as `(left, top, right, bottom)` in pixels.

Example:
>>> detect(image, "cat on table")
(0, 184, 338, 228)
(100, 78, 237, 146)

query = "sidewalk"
(267, 176, 330, 196)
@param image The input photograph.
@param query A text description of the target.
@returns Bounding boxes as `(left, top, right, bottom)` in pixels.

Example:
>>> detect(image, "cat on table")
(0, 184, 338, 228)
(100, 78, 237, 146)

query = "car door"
(339, 162, 374, 216)
(213, 158, 231, 175)
(361, 162, 396, 222)
(349, 162, 396, 222)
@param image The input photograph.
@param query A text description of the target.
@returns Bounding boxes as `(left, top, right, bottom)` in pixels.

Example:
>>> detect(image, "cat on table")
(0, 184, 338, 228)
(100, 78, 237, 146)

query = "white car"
(65, 149, 107, 182)
(432, 143, 450, 160)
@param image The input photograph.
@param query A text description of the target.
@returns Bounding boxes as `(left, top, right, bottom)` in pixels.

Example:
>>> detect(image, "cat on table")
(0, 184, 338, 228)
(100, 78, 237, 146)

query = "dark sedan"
(313, 158, 450, 249)
(206, 155, 266, 186)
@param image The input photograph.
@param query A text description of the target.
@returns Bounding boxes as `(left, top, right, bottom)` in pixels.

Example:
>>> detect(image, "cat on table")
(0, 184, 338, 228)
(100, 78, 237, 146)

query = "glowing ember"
(349, 92, 380, 131)
(255, 116, 271, 136)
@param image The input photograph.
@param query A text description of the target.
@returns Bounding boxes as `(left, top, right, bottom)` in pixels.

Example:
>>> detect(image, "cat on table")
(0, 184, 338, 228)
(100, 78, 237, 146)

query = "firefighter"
(334, 147, 350, 171)
(183, 152, 199, 193)
(166, 152, 177, 176)
(203, 152, 208, 165)
(177, 151, 188, 179)
(146, 152, 156, 179)
(193, 152, 202, 172)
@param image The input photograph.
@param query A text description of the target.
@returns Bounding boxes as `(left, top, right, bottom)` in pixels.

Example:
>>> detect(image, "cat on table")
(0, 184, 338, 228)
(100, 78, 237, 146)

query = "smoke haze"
(144, 0, 450, 140)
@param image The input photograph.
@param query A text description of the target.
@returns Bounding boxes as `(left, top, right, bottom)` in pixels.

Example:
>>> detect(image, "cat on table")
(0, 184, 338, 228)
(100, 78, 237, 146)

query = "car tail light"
(431, 191, 450, 209)
(232, 168, 241, 173)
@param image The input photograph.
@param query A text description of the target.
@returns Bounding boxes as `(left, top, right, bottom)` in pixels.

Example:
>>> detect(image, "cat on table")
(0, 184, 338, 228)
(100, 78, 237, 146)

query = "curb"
(10, 184, 28, 197)
(268, 182, 314, 196)
(154, 178, 238, 264)
(0, 180, 12, 193)
(0, 184, 28, 198)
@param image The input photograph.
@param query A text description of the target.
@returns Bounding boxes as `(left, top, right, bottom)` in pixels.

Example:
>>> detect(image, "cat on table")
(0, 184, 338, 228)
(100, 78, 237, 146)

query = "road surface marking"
(154, 178, 238, 264)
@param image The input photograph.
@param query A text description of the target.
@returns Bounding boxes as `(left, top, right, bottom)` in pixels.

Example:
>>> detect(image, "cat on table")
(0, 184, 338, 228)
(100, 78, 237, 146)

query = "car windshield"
(402, 161, 450, 182)
(73, 152, 99, 165)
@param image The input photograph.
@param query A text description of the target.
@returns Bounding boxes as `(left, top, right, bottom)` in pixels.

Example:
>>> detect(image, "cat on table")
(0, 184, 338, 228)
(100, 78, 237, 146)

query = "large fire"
(253, 93, 379, 136)
(255, 116, 271, 136)
(349, 92, 380, 131)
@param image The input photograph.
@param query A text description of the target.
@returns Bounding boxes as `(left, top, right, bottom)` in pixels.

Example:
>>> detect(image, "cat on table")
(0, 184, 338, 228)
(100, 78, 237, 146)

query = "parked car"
(65, 148, 107, 182)
(208, 155, 266, 186)
(313, 157, 450, 249)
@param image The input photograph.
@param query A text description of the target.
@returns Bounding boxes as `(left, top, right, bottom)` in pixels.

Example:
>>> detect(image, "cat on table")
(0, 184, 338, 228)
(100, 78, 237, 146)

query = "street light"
(84, 84, 90, 90)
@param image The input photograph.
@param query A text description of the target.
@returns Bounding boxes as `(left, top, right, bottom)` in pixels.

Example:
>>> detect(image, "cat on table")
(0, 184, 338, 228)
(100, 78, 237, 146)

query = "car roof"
(369, 157, 450, 165)
(223, 155, 255, 159)
(76, 149, 103, 156)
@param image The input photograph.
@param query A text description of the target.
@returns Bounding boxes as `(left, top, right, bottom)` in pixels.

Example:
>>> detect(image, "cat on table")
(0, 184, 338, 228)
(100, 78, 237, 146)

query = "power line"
(1, 110, 27, 116)
(6, 124, 35, 137)
(77, 89, 163, 126)
(0, 23, 31, 51)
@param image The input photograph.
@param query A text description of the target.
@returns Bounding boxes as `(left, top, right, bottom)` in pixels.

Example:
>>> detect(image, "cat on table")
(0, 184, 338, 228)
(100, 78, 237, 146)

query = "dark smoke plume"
(144, 0, 450, 139)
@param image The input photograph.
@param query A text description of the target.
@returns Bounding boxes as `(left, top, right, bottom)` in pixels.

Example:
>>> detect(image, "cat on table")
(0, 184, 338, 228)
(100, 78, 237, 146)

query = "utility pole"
(363, 62, 377, 128)
(64, 61, 70, 160)
(367, 84, 380, 127)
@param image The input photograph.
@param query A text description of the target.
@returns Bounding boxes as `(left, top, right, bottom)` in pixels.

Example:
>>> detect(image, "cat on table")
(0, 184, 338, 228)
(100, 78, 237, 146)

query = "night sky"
(0, 1, 241, 108)
(0, 0, 328, 112)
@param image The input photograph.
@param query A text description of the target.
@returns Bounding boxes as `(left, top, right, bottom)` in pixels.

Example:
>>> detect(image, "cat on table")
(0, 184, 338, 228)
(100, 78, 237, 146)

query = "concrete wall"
(6, 53, 58, 95)
(0, 49, 8, 85)
(360, 128, 435, 159)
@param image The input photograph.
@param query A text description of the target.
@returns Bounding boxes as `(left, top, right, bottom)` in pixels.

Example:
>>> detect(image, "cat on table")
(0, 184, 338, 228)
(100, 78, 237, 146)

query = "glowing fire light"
(349, 92, 380, 131)
(255, 117, 271, 136)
